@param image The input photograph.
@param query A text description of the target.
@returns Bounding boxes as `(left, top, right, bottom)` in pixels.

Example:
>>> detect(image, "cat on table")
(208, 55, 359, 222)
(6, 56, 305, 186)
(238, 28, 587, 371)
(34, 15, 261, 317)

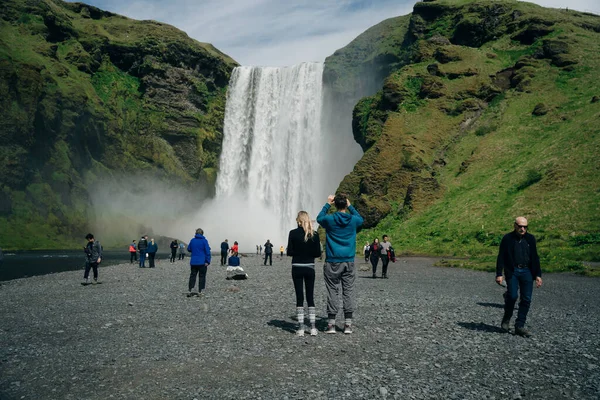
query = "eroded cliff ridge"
(0, 0, 237, 248)
(325, 0, 600, 268)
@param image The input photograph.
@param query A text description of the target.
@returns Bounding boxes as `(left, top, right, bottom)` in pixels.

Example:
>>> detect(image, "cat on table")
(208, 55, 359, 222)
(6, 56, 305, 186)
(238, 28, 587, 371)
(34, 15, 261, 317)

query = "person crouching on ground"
(496, 216, 543, 337)
(83, 233, 102, 284)
(317, 193, 363, 334)
(228, 252, 240, 267)
(187, 228, 211, 297)
(287, 211, 322, 337)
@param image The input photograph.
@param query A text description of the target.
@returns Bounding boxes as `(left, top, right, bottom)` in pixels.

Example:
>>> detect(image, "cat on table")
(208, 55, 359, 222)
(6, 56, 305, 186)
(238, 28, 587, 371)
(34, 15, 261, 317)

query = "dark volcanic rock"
(532, 103, 550, 116)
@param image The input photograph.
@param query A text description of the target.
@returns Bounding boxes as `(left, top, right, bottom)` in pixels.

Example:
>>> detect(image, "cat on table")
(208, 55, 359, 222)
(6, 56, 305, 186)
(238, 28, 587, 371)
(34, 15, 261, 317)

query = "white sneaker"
(344, 324, 353, 334)
(296, 328, 305, 337)
(326, 324, 336, 334)
(310, 328, 318, 336)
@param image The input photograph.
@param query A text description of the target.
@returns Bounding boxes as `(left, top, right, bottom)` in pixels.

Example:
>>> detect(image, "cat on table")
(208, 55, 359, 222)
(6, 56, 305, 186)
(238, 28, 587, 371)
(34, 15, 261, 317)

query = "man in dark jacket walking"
(317, 193, 363, 334)
(83, 233, 102, 284)
(496, 217, 543, 337)
(187, 228, 211, 297)
(137, 235, 148, 268)
(220, 239, 229, 266)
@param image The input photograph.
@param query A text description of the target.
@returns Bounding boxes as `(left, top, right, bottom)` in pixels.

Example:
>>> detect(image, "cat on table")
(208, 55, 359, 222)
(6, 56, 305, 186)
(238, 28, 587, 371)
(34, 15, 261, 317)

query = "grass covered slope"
(0, 0, 238, 249)
(332, 0, 600, 271)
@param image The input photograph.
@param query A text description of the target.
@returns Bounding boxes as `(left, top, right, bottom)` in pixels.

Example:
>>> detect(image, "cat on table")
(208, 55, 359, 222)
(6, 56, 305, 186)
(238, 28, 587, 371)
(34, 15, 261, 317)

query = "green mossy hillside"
(0, 0, 238, 249)
(329, 0, 600, 271)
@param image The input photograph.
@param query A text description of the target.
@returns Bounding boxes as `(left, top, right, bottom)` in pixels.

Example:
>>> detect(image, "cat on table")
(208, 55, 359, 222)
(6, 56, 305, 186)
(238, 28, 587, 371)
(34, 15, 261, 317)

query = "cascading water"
(216, 63, 327, 243)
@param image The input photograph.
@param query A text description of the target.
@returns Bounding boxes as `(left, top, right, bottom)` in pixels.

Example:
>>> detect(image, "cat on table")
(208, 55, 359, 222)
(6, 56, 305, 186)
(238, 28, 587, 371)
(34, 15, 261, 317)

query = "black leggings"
(221, 251, 227, 265)
(292, 267, 315, 307)
(264, 253, 272, 265)
(170, 250, 177, 262)
(381, 255, 390, 276)
(148, 252, 156, 268)
(130, 252, 137, 263)
(370, 256, 379, 274)
(84, 261, 99, 279)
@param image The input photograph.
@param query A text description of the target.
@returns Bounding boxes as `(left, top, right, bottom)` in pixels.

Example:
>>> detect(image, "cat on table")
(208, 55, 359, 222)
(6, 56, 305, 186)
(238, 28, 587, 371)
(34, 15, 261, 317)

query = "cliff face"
(0, 0, 237, 249)
(326, 0, 600, 268)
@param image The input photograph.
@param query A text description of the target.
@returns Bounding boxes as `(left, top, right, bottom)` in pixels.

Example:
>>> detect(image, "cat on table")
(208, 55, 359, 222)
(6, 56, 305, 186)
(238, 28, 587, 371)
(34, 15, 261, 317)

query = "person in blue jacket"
(146, 238, 158, 268)
(187, 228, 211, 297)
(316, 193, 363, 335)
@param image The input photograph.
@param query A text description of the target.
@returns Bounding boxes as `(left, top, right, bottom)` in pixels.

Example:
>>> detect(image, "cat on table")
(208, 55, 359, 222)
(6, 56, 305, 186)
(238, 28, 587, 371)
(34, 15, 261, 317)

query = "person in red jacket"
(129, 240, 137, 264)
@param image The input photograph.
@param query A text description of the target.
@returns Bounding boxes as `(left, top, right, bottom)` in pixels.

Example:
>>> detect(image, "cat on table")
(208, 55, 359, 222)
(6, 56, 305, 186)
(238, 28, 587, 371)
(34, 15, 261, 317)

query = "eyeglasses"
(515, 224, 528, 229)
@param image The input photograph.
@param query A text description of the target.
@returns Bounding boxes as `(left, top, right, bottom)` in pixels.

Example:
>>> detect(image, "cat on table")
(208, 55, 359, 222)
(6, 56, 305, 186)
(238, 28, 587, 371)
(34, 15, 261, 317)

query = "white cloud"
(79, 0, 599, 66)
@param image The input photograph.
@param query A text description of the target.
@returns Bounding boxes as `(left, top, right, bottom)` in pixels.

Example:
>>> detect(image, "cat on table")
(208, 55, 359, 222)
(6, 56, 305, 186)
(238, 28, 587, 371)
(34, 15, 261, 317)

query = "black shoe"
(515, 326, 532, 338)
(382, 275, 388, 279)
(372, 274, 377, 278)
(501, 318, 510, 332)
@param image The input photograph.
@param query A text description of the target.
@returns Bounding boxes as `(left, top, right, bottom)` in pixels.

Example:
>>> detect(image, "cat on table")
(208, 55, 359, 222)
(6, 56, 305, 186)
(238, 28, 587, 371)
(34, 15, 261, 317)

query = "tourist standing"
(231, 241, 239, 255)
(138, 235, 148, 268)
(170, 240, 178, 263)
(221, 239, 229, 265)
(187, 228, 211, 297)
(316, 194, 363, 334)
(178, 241, 186, 260)
(263, 240, 273, 265)
(496, 217, 543, 337)
(83, 233, 102, 284)
(147, 238, 158, 268)
(287, 211, 322, 336)
(129, 239, 137, 264)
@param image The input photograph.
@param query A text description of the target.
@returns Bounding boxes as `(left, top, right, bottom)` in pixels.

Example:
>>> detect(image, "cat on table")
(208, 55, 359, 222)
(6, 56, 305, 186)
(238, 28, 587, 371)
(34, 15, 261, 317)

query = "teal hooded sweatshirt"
(316, 203, 364, 262)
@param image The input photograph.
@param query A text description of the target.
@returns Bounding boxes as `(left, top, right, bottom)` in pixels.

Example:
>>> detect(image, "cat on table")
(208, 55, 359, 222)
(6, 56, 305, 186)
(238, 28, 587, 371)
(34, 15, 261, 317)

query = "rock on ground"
(1, 255, 599, 399)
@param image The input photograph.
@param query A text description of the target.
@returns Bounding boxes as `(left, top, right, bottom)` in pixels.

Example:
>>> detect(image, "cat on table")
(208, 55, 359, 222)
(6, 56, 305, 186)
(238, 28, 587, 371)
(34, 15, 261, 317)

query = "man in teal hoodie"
(317, 193, 363, 334)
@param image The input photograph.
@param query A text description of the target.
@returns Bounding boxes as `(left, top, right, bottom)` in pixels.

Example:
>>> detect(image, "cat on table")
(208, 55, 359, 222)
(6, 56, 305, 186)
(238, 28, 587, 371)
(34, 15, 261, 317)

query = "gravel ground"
(1, 254, 599, 400)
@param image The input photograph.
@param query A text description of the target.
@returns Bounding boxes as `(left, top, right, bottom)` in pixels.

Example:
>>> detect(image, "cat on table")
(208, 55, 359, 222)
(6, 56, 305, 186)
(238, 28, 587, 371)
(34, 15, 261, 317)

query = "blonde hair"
(296, 211, 315, 242)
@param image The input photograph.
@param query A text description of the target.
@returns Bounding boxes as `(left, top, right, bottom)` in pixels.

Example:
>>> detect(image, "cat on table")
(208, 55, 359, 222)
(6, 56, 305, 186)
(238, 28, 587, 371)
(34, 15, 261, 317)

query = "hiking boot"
(187, 292, 196, 298)
(325, 324, 336, 334)
(344, 324, 353, 334)
(501, 318, 510, 332)
(310, 327, 318, 336)
(515, 327, 532, 338)
(372, 273, 377, 279)
(93, 278, 98, 284)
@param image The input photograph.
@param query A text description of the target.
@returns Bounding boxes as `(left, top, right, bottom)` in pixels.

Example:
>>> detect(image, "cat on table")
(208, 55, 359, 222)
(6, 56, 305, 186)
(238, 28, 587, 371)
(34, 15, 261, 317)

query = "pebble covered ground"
(1, 254, 599, 399)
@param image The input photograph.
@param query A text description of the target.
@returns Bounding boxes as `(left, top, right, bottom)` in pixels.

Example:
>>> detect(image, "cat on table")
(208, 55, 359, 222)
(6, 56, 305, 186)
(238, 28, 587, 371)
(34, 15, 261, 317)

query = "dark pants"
(84, 261, 99, 280)
(178, 251, 185, 260)
(370, 256, 379, 275)
(189, 265, 208, 292)
(264, 253, 272, 265)
(504, 268, 534, 328)
(148, 252, 156, 268)
(130, 252, 137, 263)
(170, 250, 177, 262)
(364, 251, 368, 262)
(221, 251, 227, 265)
(139, 251, 146, 267)
(381, 255, 390, 277)
(292, 267, 316, 307)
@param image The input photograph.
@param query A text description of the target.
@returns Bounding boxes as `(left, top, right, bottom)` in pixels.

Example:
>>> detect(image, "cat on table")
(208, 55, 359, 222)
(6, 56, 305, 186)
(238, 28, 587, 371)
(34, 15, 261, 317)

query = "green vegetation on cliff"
(326, 0, 600, 271)
(0, 0, 237, 249)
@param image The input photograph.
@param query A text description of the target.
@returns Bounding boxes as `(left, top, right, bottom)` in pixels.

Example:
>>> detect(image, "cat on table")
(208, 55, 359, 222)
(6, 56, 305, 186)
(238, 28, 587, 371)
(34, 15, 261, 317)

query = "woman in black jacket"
(287, 211, 322, 337)
(369, 238, 380, 278)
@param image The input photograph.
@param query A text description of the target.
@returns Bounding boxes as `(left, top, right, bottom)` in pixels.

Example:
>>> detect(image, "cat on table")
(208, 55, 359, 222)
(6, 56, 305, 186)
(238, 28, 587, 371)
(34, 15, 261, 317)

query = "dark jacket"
(170, 241, 179, 250)
(138, 238, 148, 252)
(147, 241, 158, 253)
(264, 242, 273, 254)
(287, 227, 321, 265)
(188, 234, 211, 266)
(368, 242, 380, 259)
(496, 232, 542, 279)
(228, 256, 240, 267)
(85, 241, 102, 262)
(316, 204, 363, 262)
(221, 241, 229, 253)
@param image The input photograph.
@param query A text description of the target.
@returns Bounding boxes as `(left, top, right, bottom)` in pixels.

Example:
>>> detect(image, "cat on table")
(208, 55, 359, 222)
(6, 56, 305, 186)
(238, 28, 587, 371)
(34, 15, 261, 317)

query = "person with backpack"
(83, 233, 102, 285)
(263, 240, 273, 265)
(138, 235, 148, 268)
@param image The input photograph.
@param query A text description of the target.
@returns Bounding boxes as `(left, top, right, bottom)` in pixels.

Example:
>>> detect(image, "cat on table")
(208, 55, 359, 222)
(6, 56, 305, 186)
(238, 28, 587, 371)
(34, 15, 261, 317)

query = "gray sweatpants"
(323, 261, 355, 317)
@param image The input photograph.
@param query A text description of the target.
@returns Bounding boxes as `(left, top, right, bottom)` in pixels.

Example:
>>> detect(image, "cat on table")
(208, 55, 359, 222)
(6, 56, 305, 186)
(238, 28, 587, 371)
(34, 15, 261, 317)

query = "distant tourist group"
(83, 195, 542, 337)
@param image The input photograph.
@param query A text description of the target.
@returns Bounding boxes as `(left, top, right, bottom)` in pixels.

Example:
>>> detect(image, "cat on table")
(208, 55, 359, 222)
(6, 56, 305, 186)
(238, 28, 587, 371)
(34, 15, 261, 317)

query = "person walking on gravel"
(496, 217, 543, 337)
(379, 235, 392, 279)
(287, 211, 322, 337)
(368, 237, 380, 278)
(169, 240, 178, 263)
(264, 240, 273, 265)
(317, 193, 363, 334)
(83, 233, 102, 285)
(187, 228, 211, 297)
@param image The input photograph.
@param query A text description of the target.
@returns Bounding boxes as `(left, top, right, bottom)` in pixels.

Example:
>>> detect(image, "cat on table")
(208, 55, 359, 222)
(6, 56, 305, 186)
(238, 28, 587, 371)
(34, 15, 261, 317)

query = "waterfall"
(216, 63, 326, 243)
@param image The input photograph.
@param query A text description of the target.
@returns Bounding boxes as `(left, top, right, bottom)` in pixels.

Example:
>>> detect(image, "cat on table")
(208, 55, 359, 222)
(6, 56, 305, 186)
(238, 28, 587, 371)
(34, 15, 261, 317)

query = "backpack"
(388, 246, 396, 263)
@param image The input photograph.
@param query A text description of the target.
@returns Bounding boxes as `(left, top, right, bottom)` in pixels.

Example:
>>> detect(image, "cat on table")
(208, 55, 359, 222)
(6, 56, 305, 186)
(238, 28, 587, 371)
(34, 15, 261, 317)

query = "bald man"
(496, 217, 543, 337)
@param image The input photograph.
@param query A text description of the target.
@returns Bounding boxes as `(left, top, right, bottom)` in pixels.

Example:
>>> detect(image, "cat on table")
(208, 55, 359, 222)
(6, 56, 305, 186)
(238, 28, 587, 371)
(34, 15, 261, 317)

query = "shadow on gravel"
(476, 302, 504, 309)
(457, 322, 505, 333)
(268, 318, 329, 334)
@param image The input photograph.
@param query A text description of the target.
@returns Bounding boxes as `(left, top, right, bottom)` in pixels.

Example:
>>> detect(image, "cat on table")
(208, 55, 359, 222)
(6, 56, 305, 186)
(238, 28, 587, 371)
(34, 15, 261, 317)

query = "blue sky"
(71, 0, 600, 66)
